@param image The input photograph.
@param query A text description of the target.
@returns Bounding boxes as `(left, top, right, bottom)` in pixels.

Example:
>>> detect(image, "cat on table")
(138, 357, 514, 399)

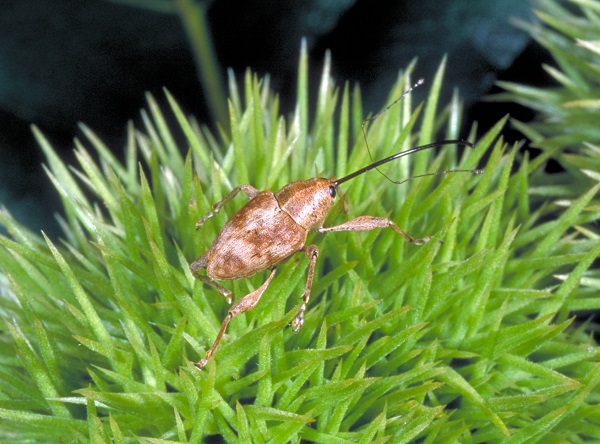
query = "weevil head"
(274, 177, 338, 230)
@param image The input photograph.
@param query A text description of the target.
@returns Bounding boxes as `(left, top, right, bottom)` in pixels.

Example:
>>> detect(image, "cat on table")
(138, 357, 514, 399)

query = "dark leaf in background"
(0, 0, 544, 236)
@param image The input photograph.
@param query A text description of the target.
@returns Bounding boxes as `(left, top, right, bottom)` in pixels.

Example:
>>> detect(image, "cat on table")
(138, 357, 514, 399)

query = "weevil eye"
(329, 186, 336, 198)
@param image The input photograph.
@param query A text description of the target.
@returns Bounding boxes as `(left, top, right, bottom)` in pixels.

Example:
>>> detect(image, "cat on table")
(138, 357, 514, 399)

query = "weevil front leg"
(195, 184, 260, 229)
(291, 245, 319, 332)
(195, 267, 277, 370)
(318, 216, 431, 245)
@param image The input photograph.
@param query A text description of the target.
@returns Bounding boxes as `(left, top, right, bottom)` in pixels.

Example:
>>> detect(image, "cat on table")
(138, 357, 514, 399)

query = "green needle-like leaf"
(2, 13, 600, 440)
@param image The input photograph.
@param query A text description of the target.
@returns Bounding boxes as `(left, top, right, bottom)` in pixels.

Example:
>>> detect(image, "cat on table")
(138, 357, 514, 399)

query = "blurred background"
(0, 0, 550, 236)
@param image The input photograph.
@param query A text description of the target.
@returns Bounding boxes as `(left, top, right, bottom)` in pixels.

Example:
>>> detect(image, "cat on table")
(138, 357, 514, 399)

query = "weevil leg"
(195, 184, 260, 229)
(291, 245, 319, 332)
(317, 216, 431, 245)
(195, 267, 277, 370)
(190, 253, 233, 304)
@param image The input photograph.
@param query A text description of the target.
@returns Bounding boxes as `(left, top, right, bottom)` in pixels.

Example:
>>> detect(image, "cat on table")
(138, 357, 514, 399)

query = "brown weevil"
(190, 80, 481, 369)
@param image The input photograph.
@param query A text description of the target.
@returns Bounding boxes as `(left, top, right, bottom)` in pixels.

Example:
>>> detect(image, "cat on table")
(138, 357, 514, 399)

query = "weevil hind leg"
(291, 245, 319, 332)
(195, 184, 260, 228)
(195, 267, 277, 370)
(190, 254, 233, 304)
(317, 216, 430, 244)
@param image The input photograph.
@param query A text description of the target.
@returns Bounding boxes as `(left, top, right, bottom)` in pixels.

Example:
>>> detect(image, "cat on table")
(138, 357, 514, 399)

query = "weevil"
(190, 82, 481, 369)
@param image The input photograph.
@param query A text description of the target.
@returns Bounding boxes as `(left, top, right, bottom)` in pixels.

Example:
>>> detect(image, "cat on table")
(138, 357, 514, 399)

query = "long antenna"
(334, 140, 482, 186)
(361, 78, 424, 182)
(336, 77, 483, 187)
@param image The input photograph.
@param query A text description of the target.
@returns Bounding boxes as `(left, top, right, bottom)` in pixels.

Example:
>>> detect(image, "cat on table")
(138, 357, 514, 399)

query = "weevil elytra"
(190, 81, 481, 369)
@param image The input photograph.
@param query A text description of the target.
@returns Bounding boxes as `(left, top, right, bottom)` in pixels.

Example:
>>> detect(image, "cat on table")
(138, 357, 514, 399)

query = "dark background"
(0, 0, 550, 237)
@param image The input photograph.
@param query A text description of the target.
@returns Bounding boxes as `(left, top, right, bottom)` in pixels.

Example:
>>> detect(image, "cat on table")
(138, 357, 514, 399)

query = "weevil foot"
(195, 212, 216, 229)
(195, 358, 208, 370)
(413, 236, 431, 245)
(291, 304, 306, 332)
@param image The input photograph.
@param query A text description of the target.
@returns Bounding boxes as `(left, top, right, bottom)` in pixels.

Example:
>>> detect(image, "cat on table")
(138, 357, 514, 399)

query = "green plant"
(1, 39, 599, 442)
(493, 0, 600, 216)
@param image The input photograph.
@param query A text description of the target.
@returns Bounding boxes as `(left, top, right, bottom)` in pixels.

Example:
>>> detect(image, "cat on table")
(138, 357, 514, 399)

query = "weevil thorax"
(275, 177, 337, 231)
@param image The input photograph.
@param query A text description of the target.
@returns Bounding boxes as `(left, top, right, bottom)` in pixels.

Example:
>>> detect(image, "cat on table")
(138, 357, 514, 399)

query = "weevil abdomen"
(205, 191, 308, 280)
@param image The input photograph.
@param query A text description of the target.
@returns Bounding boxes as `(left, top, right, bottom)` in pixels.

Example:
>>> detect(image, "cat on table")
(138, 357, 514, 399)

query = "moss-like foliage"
(494, 0, 600, 216)
(1, 30, 599, 443)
